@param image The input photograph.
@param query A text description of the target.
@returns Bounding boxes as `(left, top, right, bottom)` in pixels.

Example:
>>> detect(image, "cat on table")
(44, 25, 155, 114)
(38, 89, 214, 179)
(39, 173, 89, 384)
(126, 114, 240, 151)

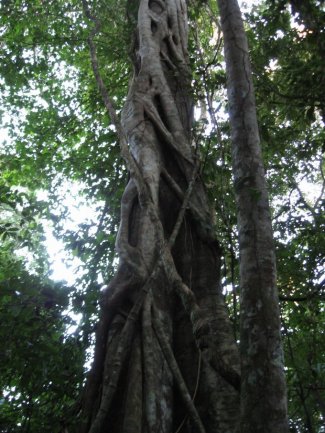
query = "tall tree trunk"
(216, 0, 289, 432)
(79, 0, 240, 432)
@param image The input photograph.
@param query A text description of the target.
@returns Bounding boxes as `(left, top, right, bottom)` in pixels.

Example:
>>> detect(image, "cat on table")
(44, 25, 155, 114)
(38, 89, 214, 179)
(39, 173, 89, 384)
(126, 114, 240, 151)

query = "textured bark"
(79, 0, 240, 432)
(216, 0, 289, 432)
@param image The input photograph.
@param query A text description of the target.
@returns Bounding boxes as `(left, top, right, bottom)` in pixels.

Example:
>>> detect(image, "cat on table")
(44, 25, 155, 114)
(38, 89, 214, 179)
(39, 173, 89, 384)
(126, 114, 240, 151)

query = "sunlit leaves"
(0, 0, 324, 431)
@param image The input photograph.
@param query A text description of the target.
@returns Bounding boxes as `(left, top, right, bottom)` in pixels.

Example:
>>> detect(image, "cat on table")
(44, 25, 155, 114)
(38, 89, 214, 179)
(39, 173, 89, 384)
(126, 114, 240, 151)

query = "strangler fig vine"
(80, 0, 240, 432)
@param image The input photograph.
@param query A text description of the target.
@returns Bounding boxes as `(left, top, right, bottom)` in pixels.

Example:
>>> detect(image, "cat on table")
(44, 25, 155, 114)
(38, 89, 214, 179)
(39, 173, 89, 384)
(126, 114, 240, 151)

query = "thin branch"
(81, 0, 150, 204)
(82, 0, 121, 131)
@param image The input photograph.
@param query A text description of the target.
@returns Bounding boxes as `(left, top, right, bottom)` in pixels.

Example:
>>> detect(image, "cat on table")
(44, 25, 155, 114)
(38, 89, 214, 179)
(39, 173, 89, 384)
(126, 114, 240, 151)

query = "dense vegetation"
(0, 0, 324, 431)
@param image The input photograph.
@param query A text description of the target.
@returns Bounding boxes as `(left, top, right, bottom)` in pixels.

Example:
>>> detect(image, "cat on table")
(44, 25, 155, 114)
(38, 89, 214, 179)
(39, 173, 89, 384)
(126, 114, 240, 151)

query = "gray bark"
(79, 0, 240, 432)
(216, 0, 289, 432)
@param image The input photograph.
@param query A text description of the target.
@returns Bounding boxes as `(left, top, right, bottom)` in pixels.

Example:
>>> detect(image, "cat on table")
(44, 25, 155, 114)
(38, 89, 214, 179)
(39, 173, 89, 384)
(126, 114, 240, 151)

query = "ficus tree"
(79, 0, 241, 431)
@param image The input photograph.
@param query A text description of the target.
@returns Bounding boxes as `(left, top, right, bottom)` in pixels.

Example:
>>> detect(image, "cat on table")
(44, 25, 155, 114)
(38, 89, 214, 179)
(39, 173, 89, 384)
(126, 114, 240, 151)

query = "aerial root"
(87, 277, 157, 433)
(161, 167, 212, 233)
(116, 180, 147, 278)
(172, 279, 241, 390)
(142, 292, 159, 431)
(143, 97, 192, 164)
(88, 314, 136, 433)
(122, 332, 143, 432)
(152, 305, 207, 433)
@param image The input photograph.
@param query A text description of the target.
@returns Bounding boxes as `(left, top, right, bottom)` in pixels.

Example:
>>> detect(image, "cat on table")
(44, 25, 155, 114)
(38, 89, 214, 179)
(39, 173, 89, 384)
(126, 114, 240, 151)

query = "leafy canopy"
(0, 0, 324, 431)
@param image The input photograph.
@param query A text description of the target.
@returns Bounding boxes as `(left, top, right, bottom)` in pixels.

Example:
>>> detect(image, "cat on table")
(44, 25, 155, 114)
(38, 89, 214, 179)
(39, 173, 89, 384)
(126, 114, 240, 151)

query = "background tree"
(217, 0, 288, 431)
(246, 1, 325, 430)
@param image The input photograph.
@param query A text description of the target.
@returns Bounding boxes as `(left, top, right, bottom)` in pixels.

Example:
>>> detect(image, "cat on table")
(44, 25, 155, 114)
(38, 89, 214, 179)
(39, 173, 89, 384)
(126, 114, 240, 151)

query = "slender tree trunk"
(79, 1, 240, 432)
(216, 0, 289, 432)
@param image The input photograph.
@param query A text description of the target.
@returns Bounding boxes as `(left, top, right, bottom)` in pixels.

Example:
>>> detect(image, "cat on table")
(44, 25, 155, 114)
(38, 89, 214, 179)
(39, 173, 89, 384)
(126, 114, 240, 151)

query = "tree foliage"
(0, 0, 324, 431)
